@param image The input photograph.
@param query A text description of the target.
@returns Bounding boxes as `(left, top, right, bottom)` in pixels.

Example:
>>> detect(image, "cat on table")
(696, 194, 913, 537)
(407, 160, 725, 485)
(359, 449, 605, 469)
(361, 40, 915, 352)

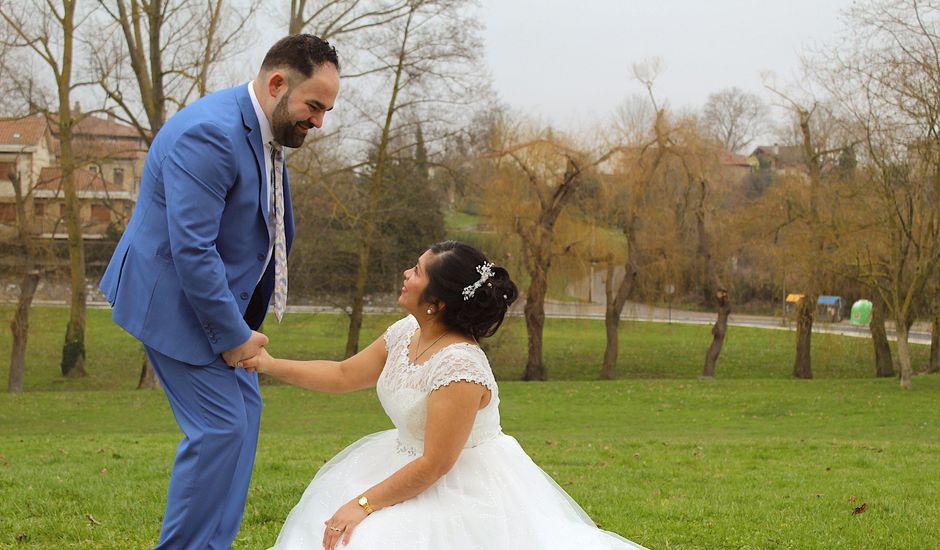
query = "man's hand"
(222, 331, 269, 367)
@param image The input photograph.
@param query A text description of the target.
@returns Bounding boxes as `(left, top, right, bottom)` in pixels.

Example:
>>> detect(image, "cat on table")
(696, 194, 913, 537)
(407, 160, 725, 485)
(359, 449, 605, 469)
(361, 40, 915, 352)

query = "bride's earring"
(426, 307, 433, 315)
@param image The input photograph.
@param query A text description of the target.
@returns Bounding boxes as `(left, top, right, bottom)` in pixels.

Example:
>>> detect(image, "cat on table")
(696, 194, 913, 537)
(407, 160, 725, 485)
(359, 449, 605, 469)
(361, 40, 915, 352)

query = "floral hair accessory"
(462, 262, 495, 301)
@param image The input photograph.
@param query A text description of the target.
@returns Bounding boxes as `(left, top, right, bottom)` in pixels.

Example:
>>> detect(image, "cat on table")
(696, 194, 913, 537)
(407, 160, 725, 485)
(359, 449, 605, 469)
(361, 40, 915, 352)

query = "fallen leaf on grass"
(100, 468, 108, 475)
(848, 495, 857, 503)
(852, 503, 868, 515)
(85, 513, 102, 526)
(633, 453, 641, 459)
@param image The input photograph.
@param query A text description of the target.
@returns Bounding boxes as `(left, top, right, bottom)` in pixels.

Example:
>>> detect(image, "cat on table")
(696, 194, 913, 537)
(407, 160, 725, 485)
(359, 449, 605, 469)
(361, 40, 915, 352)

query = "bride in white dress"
(238, 241, 648, 550)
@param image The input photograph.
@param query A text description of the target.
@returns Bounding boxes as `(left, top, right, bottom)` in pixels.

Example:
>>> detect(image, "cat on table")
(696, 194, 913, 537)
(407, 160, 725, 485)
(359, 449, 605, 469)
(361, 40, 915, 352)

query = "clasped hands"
(221, 330, 273, 373)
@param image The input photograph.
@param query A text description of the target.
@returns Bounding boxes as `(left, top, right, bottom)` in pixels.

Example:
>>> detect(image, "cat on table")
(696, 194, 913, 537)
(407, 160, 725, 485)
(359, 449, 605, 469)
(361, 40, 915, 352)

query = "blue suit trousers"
(146, 347, 262, 550)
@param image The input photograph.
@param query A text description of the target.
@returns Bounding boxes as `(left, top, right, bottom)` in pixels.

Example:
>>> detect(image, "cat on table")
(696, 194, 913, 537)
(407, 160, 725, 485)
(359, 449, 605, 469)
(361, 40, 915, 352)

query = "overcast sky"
(479, 0, 855, 131)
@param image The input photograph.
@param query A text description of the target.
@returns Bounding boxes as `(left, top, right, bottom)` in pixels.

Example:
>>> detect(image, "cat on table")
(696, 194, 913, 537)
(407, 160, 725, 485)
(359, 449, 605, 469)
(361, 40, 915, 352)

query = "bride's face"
(399, 250, 434, 314)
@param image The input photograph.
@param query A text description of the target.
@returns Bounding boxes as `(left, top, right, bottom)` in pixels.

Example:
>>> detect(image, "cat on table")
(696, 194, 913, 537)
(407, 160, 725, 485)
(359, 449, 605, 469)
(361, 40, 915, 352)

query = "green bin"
(850, 299, 873, 325)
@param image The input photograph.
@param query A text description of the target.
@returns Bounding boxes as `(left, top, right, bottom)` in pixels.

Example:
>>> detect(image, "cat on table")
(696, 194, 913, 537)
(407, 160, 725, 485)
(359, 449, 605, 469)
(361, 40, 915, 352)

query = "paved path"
(532, 300, 933, 346)
(21, 297, 934, 346)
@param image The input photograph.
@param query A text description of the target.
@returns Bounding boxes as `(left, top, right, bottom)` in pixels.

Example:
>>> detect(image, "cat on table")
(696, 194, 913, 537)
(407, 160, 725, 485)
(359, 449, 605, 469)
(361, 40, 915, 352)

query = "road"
(20, 297, 934, 346)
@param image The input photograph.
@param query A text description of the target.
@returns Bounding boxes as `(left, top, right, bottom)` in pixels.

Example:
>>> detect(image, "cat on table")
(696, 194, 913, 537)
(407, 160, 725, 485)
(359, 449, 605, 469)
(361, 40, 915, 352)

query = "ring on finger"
(328, 526, 343, 532)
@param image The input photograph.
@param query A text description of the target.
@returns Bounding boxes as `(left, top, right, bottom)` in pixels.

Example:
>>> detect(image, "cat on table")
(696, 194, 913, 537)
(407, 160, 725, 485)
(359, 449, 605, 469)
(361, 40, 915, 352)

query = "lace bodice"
(377, 316, 502, 455)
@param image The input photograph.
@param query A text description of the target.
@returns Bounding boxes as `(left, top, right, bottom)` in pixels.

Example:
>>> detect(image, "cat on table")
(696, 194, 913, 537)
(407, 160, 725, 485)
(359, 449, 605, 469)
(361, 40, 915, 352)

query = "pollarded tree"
(483, 116, 618, 380)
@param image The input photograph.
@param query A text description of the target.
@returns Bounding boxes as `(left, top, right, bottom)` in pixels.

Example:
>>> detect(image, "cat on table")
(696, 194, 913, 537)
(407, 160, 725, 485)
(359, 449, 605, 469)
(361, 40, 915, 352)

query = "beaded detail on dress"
(377, 316, 501, 455)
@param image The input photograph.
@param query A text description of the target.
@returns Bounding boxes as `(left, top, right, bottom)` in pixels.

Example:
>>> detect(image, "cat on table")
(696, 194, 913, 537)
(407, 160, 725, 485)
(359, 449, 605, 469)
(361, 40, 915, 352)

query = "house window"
(59, 203, 67, 218)
(0, 203, 15, 222)
(90, 165, 98, 174)
(0, 162, 14, 180)
(35, 203, 45, 217)
(112, 168, 124, 185)
(92, 204, 110, 223)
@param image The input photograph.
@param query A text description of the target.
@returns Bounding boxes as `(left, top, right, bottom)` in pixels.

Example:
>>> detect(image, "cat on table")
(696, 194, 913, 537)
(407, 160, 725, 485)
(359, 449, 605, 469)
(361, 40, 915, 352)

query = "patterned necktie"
(269, 141, 288, 322)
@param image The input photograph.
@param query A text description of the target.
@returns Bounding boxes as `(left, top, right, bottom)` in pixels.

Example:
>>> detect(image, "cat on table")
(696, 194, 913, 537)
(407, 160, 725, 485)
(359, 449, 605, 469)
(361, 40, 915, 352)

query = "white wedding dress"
(269, 315, 648, 549)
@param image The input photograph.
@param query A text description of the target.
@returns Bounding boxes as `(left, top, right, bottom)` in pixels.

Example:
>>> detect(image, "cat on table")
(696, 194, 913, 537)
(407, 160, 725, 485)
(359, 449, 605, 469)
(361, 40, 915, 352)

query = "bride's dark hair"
(421, 241, 518, 340)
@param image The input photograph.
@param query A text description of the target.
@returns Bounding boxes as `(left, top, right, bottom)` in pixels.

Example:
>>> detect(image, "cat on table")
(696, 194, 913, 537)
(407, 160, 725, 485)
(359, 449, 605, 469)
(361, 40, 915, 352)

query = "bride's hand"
(236, 347, 273, 374)
(323, 499, 368, 550)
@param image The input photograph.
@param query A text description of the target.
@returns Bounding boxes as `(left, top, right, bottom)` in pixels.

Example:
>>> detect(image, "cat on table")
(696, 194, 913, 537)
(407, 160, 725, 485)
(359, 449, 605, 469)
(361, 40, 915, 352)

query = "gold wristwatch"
(357, 494, 374, 515)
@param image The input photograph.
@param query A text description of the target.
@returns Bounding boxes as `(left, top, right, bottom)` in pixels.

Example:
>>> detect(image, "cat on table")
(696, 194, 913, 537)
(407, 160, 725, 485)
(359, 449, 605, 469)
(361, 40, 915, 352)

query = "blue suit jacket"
(100, 85, 294, 366)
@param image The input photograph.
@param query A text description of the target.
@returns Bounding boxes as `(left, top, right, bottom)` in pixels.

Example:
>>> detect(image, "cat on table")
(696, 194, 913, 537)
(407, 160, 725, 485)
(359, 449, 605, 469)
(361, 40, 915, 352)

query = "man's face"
(270, 63, 340, 148)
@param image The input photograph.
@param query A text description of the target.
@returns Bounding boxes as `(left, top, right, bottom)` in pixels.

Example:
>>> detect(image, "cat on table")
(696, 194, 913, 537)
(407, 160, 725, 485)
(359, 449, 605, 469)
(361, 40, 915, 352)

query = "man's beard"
(271, 92, 312, 148)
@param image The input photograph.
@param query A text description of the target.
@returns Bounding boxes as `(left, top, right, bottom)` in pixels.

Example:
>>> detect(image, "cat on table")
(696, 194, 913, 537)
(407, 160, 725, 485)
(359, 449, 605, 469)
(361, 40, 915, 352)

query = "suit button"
(240, 292, 249, 300)
(256, 253, 265, 261)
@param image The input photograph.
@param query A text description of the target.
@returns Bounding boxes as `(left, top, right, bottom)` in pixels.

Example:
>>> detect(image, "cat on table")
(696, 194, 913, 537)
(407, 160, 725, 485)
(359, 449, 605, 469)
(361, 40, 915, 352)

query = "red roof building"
(0, 112, 143, 240)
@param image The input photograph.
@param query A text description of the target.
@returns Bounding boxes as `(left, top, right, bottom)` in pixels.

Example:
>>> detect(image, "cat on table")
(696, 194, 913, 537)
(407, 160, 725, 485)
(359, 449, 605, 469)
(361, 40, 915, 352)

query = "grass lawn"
(0, 306, 930, 391)
(1, 307, 936, 548)
(1, 378, 939, 549)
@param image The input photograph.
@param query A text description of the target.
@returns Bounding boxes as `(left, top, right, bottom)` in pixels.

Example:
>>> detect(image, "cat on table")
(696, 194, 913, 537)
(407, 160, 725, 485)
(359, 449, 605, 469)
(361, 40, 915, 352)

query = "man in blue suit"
(100, 35, 340, 549)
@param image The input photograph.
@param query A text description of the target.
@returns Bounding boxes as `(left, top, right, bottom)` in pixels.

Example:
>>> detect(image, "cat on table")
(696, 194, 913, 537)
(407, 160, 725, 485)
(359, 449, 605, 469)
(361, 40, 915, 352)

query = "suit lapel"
(237, 85, 270, 225)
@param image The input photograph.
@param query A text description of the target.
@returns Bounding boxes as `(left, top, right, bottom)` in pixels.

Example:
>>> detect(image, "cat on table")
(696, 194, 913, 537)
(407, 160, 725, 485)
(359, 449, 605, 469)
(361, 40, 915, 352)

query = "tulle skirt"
(269, 429, 648, 549)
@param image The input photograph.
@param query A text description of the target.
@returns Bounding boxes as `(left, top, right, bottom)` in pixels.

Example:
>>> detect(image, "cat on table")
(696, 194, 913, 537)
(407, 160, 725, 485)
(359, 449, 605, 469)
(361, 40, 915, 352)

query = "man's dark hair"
(261, 34, 340, 78)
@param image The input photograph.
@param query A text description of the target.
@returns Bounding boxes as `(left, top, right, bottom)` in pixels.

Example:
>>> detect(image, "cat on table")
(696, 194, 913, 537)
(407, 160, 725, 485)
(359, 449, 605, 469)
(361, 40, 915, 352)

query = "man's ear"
(266, 71, 289, 99)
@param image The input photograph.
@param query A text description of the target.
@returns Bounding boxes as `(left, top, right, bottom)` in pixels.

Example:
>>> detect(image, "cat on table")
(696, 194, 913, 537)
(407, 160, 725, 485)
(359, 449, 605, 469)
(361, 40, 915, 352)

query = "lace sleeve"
(429, 347, 496, 393)
(383, 315, 416, 352)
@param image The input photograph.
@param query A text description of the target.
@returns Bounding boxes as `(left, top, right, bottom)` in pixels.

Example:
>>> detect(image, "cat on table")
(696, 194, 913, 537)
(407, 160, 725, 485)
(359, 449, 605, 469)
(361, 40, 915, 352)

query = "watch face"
(358, 496, 367, 506)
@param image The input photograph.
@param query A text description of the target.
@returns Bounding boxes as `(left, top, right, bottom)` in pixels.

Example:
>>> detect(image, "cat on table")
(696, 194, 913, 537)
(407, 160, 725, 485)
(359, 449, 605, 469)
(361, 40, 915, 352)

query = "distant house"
(718, 150, 754, 186)
(0, 111, 145, 240)
(749, 144, 806, 176)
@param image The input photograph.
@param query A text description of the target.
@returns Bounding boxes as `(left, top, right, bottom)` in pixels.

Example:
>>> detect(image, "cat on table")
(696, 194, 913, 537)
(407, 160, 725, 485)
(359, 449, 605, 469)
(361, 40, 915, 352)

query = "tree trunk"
(522, 270, 547, 381)
(928, 314, 939, 374)
(870, 294, 894, 377)
(601, 309, 620, 380)
(600, 256, 620, 380)
(703, 291, 731, 378)
(58, 0, 87, 379)
(601, 223, 639, 380)
(793, 294, 815, 379)
(896, 322, 913, 390)
(9, 271, 40, 393)
(137, 354, 160, 390)
(696, 179, 715, 308)
(345, 290, 365, 358)
(600, 256, 633, 380)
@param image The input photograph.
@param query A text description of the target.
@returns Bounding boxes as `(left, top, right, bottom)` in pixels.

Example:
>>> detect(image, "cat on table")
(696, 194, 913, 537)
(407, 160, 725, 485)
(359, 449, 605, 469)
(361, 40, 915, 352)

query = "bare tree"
(288, 0, 409, 37)
(483, 119, 617, 380)
(818, 0, 940, 388)
(702, 87, 768, 153)
(488, 137, 588, 380)
(595, 93, 669, 380)
(1, 0, 89, 377)
(327, 0, 484, 356)
(92, 0, 259, 144)
(762, 82, 844, 380)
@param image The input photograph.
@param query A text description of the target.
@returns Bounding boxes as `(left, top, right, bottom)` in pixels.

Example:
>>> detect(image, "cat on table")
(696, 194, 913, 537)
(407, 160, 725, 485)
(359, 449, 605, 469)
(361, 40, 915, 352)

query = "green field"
(0, 306, 930, 391)
(1, 307, 937, 548)
(1, 379, 939, 549)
